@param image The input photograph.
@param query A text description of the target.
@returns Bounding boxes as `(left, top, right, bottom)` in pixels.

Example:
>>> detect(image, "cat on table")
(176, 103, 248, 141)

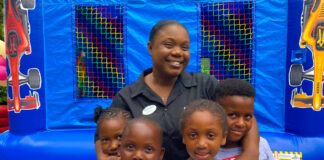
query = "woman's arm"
(235, 117, 259, 160)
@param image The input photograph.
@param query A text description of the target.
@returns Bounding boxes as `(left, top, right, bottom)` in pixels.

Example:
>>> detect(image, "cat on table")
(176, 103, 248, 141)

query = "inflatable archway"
(1, 0, 324, 159)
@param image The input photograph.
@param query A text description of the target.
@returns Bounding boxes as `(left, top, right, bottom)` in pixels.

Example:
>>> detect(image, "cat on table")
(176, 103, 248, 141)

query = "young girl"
(94, 106, 132, 160)
(179, 99, 228, 160)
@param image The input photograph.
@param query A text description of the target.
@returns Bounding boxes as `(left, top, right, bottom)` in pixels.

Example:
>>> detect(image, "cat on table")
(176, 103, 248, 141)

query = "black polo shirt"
(111, 68, 218, 160)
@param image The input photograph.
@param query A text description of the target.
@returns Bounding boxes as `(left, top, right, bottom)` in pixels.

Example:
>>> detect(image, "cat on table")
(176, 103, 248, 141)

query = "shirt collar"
(130, 68, 197, 98)
(178, 70, 197, 87)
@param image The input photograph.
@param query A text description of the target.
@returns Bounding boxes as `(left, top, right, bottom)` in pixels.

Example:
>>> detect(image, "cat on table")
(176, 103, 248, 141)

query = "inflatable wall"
(0, 0, 324, 159)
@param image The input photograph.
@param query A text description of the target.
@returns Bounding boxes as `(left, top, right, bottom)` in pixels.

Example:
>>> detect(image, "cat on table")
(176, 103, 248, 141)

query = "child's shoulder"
(259, 136, 275, 160)
(260, 136, 270, 146)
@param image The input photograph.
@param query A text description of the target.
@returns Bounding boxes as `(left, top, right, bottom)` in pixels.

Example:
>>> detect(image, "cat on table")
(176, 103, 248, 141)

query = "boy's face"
(219, 95, 254, 148)
(182, 111, 226, 160)
(98, 117, 127, 159)
(120, 122, 164, 160)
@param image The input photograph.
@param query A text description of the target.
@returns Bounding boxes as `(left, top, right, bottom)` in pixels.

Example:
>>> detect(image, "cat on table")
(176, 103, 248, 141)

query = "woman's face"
(147, 24, 190, 77)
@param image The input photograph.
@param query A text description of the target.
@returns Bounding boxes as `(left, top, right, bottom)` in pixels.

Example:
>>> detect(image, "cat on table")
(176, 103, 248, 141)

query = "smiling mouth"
(194, 152, 210, 160)
(230, 130, 245, 136)
(167, 61, 183, 68)
(108, 152, 120, 157)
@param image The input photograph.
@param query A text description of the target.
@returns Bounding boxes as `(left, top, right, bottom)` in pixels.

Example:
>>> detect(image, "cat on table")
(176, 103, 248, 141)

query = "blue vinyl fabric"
(4, 0, 324, 159)
(0, 130, 96, 160)
(41, 0, 287, 133)
(254, 0, 287, 133)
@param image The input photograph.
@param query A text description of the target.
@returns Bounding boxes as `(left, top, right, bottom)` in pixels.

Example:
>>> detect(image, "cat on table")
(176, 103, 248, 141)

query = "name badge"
(142, 105, 157, 115)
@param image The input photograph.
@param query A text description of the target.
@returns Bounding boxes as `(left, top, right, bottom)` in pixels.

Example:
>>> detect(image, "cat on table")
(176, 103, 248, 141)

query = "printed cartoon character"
(5, 0, 41, 113)
(289, 0, 324, 111)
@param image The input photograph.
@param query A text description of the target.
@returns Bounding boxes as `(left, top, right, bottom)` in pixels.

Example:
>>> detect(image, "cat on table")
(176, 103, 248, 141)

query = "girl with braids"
(94, 106, 132, 160)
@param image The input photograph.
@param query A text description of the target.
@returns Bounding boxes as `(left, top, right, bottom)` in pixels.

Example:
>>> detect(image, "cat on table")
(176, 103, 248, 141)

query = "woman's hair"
(179, 99, 228, 136)
(149, 19, 188, 43)
(94, 105, 132, 142)
(214, 78, 255, 102)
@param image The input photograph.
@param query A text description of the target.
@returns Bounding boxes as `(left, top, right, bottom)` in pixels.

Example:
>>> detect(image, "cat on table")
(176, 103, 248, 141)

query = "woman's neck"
(150, 69, 178, 86)
(144, 70, 179, 104)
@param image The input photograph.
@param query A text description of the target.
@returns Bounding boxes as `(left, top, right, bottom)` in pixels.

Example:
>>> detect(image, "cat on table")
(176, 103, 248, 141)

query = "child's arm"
(235, 117, 260, 160)
(95, 141, 105, 160)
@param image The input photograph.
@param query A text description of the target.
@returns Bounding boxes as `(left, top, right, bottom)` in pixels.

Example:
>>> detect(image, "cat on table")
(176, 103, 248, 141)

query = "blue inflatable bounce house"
(1, 0, 324, 159)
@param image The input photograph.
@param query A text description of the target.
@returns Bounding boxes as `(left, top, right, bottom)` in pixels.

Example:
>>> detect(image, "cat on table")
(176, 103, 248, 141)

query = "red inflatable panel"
(0, 117, 8, 126)
(0, 105, 8, 132)
(0, 105, 8, 117)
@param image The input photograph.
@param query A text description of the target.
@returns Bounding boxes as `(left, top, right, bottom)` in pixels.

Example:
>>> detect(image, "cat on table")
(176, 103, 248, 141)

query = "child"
(214, 78, 274, 160)
(119, 117, 165, 160)
(179, 99, 228, 160)
(94, 106, 132, 160)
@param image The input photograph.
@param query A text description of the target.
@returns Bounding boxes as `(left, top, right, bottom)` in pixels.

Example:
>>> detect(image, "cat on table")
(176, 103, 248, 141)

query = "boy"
(119, 117, 165, 160)
(214, 78, 274, 160)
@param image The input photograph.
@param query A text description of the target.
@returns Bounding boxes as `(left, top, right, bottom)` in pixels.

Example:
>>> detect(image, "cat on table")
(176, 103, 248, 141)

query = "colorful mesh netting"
(200, 1, 254, 83)
(75, 5, 125, 99)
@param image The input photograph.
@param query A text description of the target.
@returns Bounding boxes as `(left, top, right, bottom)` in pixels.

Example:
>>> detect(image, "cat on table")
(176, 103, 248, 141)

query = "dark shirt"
(111, 68, 218, 160)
